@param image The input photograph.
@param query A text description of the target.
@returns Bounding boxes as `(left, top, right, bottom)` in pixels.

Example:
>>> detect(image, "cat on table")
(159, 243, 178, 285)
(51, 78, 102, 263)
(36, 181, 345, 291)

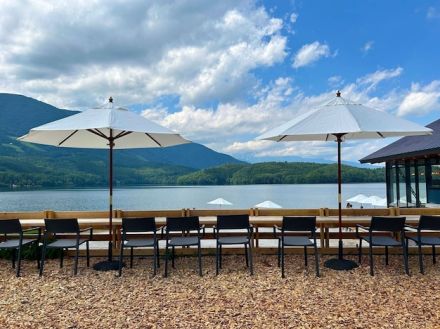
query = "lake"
(0, 183, 385, 211)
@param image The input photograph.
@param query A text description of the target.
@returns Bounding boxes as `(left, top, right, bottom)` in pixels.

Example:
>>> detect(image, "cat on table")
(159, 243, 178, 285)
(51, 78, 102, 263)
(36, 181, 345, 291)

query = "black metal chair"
(214, 214, 254, 275)
(164, 216, 204, 277)
(273, 216, 320, 278)
(40, 218, 93, 276)
(0, 219, 41, 277)
(356, 216, 409, 276)
(405, 215, 440, 274)
(118, 217, 160, 277)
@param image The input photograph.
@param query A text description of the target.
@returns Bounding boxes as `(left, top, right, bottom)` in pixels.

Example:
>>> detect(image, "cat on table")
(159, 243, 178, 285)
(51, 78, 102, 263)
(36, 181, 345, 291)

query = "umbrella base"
(93, 260, 122, 271)
(324, 258, 359, 271)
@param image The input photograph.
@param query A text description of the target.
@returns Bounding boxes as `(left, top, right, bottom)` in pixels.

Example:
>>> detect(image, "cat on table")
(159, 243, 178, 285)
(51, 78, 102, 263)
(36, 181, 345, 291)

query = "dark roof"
(360, 118, 440, 163)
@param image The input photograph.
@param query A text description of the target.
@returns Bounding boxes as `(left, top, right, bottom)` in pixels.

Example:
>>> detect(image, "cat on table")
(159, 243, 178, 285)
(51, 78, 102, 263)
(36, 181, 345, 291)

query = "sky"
(1, 0, 439, 164)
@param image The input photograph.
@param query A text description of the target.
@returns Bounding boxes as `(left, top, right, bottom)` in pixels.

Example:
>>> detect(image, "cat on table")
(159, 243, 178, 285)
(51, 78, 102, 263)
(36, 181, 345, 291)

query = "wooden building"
(360, 119, 440, 207)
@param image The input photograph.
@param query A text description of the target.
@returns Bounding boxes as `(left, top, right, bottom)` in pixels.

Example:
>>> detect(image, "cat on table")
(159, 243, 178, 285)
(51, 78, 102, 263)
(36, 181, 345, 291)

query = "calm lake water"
(0, 184, 385, 211)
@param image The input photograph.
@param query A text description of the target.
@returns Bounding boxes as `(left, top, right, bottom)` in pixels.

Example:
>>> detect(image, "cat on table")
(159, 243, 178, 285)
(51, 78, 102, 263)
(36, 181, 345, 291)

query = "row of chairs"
(0, 215, 439, 277)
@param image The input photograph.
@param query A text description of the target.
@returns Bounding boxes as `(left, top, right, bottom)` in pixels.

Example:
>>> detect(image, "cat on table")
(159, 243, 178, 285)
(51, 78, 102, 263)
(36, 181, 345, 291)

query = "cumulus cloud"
(398, 81, 440, 116)
(292, 41, 332, 69)
(356, 67, 403, 91)
(0, 0, 287, 108)
(290, 13, 298, 23)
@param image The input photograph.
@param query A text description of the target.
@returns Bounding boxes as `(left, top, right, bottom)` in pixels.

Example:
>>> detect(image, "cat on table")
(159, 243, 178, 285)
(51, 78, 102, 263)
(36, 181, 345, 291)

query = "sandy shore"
(0, 254, 439, 328)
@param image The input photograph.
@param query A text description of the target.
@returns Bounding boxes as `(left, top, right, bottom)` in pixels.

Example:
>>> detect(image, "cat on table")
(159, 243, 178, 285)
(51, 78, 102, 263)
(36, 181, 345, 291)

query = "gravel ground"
(0, 254, 439, 328)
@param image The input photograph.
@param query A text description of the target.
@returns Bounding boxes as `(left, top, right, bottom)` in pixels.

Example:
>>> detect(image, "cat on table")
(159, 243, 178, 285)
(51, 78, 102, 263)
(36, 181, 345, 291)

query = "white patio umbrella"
(18, 97, 190, 270)
(254, 200, 282, 208)
(369, 196, 387, 207)
(257, 91, 432, 270)
(207, 198, 233, 207)
(347, 194, 370, 204)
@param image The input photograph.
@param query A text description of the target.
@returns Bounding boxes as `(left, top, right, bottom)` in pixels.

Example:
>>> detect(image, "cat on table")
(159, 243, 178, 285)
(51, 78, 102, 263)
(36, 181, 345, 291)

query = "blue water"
(0, 184, 385, 211)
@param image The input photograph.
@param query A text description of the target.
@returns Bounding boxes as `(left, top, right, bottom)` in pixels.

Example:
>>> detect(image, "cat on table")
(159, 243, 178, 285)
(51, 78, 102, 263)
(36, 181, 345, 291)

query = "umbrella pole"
(108, 133, 114, 261)
(337, 135, 343, 260)
(323, 134, 358, 271)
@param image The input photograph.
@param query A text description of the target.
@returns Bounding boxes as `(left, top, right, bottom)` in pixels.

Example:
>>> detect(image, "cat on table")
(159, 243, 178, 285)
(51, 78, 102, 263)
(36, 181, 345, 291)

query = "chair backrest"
(0, 219, 22, 234)
(419, 215, 440, 230)
(122, 217, 156, 232)
(370, 216, 406, 232)
(44, 218, 79, 234)
(217, 215, 250, 230)
(282, 216, 316, 232)
(166, 216, 200, 232)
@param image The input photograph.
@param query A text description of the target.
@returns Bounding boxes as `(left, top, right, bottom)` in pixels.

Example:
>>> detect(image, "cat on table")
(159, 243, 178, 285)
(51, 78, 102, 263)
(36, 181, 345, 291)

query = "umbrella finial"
(336, 90, 341, 97)
(109, 96, 113, 103)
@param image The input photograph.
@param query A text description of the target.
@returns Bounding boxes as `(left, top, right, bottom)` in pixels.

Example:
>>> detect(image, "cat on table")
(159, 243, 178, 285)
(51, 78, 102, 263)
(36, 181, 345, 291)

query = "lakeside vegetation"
(1, 160, 384, 189)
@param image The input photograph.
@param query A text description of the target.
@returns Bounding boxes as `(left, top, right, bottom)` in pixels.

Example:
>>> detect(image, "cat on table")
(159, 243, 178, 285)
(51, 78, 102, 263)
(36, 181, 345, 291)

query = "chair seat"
(169, 236, 199, 246)
(124, 238, 155, 247)
(47, 239, 88, 248)
(361, 236, 401, 246)
(0, 239, 37, 249)
(282, 236, 313, 246)
(218, 236, 250, 245)
(407, 236, 440, 245)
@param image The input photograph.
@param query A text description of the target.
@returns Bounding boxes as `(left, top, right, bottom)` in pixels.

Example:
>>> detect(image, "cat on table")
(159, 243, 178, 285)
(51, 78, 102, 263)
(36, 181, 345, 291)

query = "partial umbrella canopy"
(346, 194, 370, 204)
(254, 200, 282, 208)
(207, 198, 233, 206)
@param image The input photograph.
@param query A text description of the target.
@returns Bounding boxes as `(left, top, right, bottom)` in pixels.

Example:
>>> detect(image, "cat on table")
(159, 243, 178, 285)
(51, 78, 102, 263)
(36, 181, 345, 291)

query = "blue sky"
(0, 0, 439, 164)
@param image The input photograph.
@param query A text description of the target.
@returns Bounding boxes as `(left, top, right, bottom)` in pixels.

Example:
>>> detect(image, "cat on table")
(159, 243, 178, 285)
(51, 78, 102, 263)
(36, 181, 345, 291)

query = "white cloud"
(292, 41, 332, 69)
(328, 75, 344, 88)
(361, 41, 374, 54)
(427, 6, 440, 19)
(0, 1, 287, 108)
(356, 67, 403, 91)
(290, 12, 298, 24)
(398, 81, 440, 116)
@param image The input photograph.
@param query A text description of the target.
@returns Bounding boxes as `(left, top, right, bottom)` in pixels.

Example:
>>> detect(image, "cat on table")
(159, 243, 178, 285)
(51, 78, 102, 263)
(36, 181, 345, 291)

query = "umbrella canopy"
(254, 200, 282, 208)
(207, 198, 233, 206)
(18, 97, 189, 270)
(257, 91, 432, 270)
(346, 194, 370, 204)
(19, 99, 189, 148)
(369, 196, 387, 207)
(258, 94, 431, 142)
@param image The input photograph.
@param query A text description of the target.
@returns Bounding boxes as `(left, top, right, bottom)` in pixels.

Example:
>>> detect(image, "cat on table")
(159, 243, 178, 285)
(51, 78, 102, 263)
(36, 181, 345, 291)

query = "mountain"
(0, 93, 243, 188)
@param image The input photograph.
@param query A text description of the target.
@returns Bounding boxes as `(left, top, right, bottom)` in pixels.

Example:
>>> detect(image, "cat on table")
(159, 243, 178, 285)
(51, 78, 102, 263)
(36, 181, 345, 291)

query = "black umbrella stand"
(323, 134, 359, 271)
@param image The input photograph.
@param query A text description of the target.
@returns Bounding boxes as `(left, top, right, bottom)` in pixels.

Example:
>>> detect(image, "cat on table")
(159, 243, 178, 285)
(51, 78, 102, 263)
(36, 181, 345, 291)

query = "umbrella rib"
(114, 131, 132, 140)
(58, 130, 78, 146)
(87, 129, 108, 140)
(145, 133, 162, 147)
(377, 132, 385, 138)
(277, 135, 287, 142)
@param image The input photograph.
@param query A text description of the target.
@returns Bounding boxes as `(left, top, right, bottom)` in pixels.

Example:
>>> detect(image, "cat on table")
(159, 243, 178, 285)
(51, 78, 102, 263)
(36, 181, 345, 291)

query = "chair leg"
(385, 246, 389, 266)
(219, 245, 222, 269)
(198, 241, 202, 277)
(16, 246, 22, 277)
(156, 241, 160, 268)
(244, 244, 249, 267)
(314, 243, 320, 277)
(164, 242, 169, 278)
(39, 242, 47, 277)
(215, 241, 219, 276)
(281, 243, 285, 278)
(86, 241, 90, 267)
(433, 245, 436, 264)
(418, 243, 424, 274)
(35, 242, 40, 269)
(60, 248, 64, 268)
(74, 247, 79, 275)
(171, 246, 175, 269)
(152, 243, 157, 277)
(118, 242, 124, 277)
(369, 244, 374, 276)
(277, 239, 281, 267)
(11, 249, 16, 269)
(403, 241, 409, 276)
(248, 242, 254, 276)
(304, 246, 308, 267)
(358, 239, 363, 263)
(130, 247, 134, 269)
